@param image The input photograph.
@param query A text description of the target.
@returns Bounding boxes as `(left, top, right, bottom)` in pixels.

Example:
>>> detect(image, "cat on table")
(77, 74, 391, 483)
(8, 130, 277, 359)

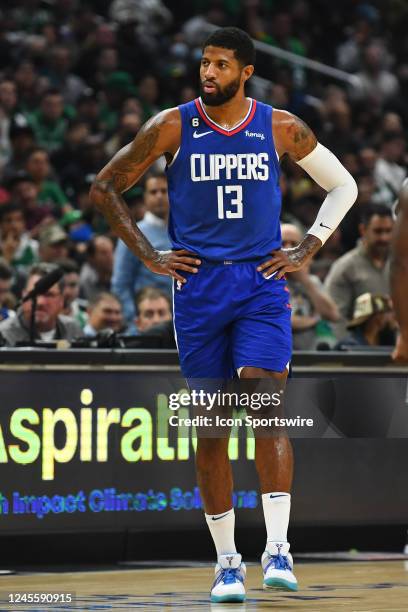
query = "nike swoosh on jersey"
(269, 494, 288, 499)
(319, 222, 332, 229)
(193, 130, 213, 139)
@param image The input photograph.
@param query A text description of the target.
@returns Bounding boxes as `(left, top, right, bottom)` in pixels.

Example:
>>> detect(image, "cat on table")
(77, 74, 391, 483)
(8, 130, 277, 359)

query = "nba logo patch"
(176, 280, 183, 291)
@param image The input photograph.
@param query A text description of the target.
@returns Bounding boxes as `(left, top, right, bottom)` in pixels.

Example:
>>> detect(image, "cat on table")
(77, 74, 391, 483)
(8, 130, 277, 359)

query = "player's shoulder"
(271, 108, 298, 128)
(143, 107, 181, 153)
(271, 109, 317, 161)
(151, 106, 181, 129)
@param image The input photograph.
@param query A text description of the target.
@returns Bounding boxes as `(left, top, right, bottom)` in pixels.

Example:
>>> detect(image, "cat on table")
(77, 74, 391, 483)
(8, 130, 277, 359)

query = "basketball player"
(391, 178, 408, 362)
(90, 28, 357, 603)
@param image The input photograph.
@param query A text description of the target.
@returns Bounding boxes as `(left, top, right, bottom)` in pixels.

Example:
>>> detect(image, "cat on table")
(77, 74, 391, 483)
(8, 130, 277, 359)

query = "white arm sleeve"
(296, 142, 358, 245)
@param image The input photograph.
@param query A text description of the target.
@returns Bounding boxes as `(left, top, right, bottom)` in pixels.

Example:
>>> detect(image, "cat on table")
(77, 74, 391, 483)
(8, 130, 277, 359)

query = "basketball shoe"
(210, 553, 246, 603)
(262, 541, 298, 591)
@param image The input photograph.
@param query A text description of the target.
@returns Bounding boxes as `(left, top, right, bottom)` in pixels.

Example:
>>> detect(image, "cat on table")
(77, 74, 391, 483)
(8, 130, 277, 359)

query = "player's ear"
(242, 64, 254, 83)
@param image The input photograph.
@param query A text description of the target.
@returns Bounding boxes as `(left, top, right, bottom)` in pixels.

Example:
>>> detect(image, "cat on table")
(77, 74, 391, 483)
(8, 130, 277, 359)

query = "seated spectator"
(104, 110, 142, 157)
(26, 89, 74, 153)
(2, 122, 36, 182)
(135, 286, 172, 333)
(124, 185, 146, 223)
(0, 262, 83, 345)
(84, 292, 124, 336)
(57, 258, 88, 329)
(38, 224, 69, 263)
(75, 89, 101, 134)
(351, 42, 400, 107)
(44, 45, 86, 106)
(14, 60, 43, 114)
(0, 259, 16, 322)
(131, 286, 175, 347)
(111, 170, 172, 324)
(0, 79, 18, 170)
(51, 119, 90, 195)
(374, 132, 406, 206)
(0, 203, 39, 273)
(25, 147, 71, 214)
(281, 224, 339, 350)
(336, 293, 397, 349)
(5, 172, 54, 233)
(79, 236, 114, 301)
(325, 204, 393, 338)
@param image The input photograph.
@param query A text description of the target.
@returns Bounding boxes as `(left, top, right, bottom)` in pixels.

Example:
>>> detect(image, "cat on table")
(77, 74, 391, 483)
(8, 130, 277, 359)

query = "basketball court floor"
(0, 559, 407, 611)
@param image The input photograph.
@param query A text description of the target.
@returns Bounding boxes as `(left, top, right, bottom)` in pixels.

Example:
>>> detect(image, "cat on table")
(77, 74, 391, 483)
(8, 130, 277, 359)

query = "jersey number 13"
(217, 185, 243, 219)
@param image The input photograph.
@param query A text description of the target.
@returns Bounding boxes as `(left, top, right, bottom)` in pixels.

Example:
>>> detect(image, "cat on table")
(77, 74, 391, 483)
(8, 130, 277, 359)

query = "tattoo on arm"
(91, 179, 157, 261)
(89, 121, 163, 262)
(285, 115, 317, 161)
(294, 234, 322, 264)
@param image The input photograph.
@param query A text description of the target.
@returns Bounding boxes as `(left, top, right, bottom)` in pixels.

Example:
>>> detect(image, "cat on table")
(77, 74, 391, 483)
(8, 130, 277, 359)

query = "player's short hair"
(203, 27, 255, 67)
(360, 204, 393, 226)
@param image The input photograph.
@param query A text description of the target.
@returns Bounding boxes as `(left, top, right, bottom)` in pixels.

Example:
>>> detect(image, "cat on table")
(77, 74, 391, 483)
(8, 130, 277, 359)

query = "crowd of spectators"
(0, 0, 406, 349)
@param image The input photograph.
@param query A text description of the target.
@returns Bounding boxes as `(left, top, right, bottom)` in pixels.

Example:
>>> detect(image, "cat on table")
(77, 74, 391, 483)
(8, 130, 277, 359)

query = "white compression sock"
(262, 492, 291, 543)
(205, 508, 237, 557)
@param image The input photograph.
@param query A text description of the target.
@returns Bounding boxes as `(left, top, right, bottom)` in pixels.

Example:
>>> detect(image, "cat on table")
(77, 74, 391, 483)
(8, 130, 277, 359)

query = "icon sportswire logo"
(193, 130, 213, 139)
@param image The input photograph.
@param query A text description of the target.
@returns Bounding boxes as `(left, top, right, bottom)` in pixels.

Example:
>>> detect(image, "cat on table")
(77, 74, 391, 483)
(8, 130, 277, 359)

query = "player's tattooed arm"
(272, 110, 317, 161)
(90, 109, 201, 282)
(257, 235, 321, 280)
(258, 112, 321, 279)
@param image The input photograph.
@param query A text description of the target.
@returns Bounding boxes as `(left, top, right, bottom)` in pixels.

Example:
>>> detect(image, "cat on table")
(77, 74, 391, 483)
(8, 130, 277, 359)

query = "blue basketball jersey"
(166, 97, 282, 261)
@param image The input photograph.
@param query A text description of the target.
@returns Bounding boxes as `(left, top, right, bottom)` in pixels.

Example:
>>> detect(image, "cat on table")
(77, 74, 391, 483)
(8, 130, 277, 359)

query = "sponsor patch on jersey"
(245, 129, 265, 140)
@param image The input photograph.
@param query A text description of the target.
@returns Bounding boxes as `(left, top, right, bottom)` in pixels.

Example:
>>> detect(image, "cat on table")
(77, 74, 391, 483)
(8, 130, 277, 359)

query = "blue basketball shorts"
(172, 260, 292, 379)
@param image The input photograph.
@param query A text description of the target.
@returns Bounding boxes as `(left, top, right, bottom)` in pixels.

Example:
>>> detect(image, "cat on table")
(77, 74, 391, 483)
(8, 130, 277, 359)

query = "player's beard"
(200, 75, 241, 106)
